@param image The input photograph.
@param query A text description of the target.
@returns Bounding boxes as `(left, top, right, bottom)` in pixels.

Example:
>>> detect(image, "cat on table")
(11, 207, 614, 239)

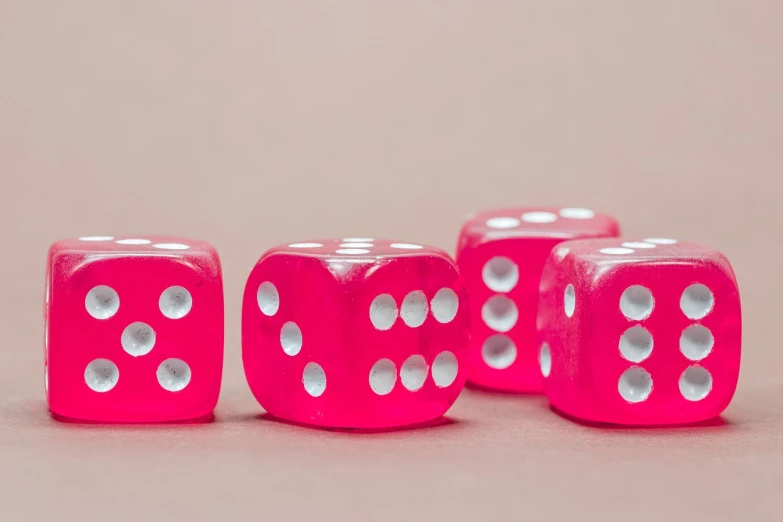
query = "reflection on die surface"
(456, 207, 620, 393)
(242, 239, 469, 429)
(537, 238, 741, 426)
(45, 236, 224, 423)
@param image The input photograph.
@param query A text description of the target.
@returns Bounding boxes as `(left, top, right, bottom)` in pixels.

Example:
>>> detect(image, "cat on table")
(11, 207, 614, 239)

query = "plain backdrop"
(1, 1, 781, 520)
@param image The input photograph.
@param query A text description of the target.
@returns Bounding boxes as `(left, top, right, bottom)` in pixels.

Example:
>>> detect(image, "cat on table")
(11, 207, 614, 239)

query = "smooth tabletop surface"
(1, 1, 781, 520)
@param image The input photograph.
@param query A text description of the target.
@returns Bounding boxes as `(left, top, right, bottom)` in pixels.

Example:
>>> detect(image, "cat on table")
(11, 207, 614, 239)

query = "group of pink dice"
(44, 207, 741, 428)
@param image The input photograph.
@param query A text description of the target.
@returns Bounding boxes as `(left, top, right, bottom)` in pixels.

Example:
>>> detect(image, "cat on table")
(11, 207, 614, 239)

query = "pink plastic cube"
(45, 236, 224, 422)
(456, 207, 620, 393)
(537, 237, 742, 425)
(242, 239, 469, 429)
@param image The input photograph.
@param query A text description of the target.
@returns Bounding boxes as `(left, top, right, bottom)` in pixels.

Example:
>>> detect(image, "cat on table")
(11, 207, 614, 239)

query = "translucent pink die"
(242, 239, 469, 429)
(455, 207, 620, 393)
(45, 236, 224, 422)
(537, 238, 742, 426)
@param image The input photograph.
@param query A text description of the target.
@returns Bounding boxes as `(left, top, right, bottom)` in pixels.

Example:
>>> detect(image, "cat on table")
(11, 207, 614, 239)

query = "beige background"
(1, 1, 781, 520)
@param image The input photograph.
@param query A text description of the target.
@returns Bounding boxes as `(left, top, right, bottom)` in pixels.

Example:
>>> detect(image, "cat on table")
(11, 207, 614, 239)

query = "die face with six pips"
(45, 236, 224, 423)
(241, 239, 469, 429)
(537, 237, 741, 426)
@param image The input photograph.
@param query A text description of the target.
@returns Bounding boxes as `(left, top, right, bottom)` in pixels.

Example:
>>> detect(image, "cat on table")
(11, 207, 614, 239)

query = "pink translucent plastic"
(455, 208, 619, 392)
(242, 239, 469, 429)
(45, 237, 224, 422)
(538, 238, 741, 425)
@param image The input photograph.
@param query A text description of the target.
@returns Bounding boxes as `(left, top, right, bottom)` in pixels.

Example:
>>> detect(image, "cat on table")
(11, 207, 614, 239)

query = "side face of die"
(456, 207, 620, 393)
(538, 238, 741, 425)
(46, 236, 224, 422)
(242, 239, 469, 429)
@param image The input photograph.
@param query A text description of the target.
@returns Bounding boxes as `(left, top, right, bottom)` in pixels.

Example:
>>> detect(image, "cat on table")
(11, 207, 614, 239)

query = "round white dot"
(620, 285, 654, 320)
(84, 359, 119, 392)
(679, 366, 712, 401)
(486, 217, 520, 229)
(559, 208, 595, 219)
(79, 236, 114, 241)
(521, 211, 557, 223)
(431, 288, 459, 324)
(153, 243, 189, 250)
(401, 290, 429, 328)
(564, 284, 576, 317)
(336, 248, 370, 255)
(621, 242, 655, 249)
(390, 243, 424, 250)
(370, 294, 398, 330)
(339, 243, 373, 248)
(257, 282, 280, 316)
(481, 296, 518, 332)
(619, 325, 654, 363)
(680, 284, 714, 320)
(482, 257, 519, 292)
(618, 367, 653, 403)
(157, 358, 191, 392)
(369, 358, 397, 395)
(432, 351, 458, 388)
(680, 325, 714, 361)
(303, 362, 326, 397)
(280, 322, 303, 356)
(481, 335, 517, 370)
(121, 322, 156, 357)
(85, 285, 120, 319)
(539, 343, 552, 378)
(159, 286, 193, 319)
(644, 238, 677, 245)
(289, 243, 323, 248)
(342, 238, 374, 243)
(600, 247, 634, 255)
(400, 355, 428, 392)
(116, 239, 151, 245)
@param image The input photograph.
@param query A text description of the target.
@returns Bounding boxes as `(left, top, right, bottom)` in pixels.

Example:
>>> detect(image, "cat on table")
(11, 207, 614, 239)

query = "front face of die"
(46, 237, 224, 422)
(242, 239, 469, 429)
(456, 207, 619, 393)
(541, 238, 741, 425)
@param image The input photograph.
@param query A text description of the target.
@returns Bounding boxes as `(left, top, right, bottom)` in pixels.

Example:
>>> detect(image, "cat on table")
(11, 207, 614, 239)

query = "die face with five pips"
(45, 236, 224, 423)
(455, 207, 620, 393)
(241, 239, 469, 429)
(537, 237, 741, 426)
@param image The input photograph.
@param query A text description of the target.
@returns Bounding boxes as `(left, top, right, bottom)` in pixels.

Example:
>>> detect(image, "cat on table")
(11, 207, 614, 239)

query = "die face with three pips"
(241, 239, 469, 429)
(455, 207, 620, 393)
(537, 237, 741, 425)
(45, 236, 224, 423)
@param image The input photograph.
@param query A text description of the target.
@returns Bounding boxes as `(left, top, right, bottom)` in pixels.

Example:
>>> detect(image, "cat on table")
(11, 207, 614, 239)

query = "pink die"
(537, 238, 742, 426)
(45, 236, 224, 423)
(242, 239, 469, 429)
(456, 207, 620, 393)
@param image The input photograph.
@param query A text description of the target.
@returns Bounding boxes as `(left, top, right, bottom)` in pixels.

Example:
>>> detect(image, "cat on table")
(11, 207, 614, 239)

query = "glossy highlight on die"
(241, 239, 469, 429)
(537, 237, 741, 426)
(456, 207, 620, 393)
(45, 236, 224, 423)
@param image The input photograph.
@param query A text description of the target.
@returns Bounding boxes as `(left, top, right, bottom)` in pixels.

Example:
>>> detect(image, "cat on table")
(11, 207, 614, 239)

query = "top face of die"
(51, 236, 217, 256)
(459, 207, 620, 247)
(49, 235, 221, 277)
(262, 238, 453, 279)
(555, 237, 735, 275)
(267, 238, 446, 258)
